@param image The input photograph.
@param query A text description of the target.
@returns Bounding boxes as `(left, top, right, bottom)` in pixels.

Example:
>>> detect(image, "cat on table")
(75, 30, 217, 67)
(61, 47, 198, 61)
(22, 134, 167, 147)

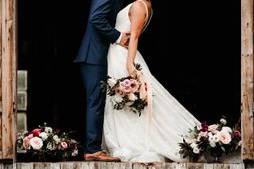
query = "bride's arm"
(127, 2, 147, 77)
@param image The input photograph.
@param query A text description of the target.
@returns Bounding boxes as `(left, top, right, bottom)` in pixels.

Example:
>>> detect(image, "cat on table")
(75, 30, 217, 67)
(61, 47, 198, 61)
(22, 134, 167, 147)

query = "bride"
(103, 0, 200, 162)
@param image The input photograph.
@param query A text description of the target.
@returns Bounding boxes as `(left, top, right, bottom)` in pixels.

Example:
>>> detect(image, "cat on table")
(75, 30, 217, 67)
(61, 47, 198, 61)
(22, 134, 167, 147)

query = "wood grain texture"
(1, 0, 17, 160)
(2, 162, 247, 169)
(241, 0, 254, 161)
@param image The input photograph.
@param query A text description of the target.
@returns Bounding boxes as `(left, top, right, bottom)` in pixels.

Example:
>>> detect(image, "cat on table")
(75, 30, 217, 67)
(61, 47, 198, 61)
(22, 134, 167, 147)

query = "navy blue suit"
(74, 0, 122, 154)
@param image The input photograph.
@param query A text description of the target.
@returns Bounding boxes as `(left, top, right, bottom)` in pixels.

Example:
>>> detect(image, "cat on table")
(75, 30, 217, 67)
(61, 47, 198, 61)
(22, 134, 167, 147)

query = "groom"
(74, 0, 129, 161)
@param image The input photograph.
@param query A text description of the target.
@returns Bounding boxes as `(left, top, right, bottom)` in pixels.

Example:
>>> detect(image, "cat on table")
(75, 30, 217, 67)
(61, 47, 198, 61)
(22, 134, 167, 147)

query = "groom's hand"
(119, 32, 130, 48)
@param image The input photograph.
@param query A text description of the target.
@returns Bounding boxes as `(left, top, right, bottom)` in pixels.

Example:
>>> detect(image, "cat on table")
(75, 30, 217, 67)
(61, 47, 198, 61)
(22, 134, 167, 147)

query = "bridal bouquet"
(16, 123, 80, 161)
(101, 65, 148, 116)
(179, 118, 241, 162)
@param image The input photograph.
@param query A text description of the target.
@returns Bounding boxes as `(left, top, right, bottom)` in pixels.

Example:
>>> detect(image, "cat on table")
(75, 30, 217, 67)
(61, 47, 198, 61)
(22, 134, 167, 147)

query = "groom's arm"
(89, 0, 120, 43)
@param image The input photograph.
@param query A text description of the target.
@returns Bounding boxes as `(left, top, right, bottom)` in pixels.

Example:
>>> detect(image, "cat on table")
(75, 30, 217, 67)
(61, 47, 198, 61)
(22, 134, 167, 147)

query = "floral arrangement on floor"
(179, 118, 241, 162)
(16, 123, 80, 162)
(101, 64, 148, 116)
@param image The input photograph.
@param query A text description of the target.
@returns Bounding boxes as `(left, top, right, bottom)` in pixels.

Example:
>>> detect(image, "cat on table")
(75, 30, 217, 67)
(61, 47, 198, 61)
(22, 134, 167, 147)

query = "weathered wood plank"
(0, 0, 3, 114)
(132, 163, 148, 169)
(33, 162, 52, 169)
(3, 164, 12, 169)
(106, 162, 132, 169)
(0, 0, 3, 160)
(16, 163, 33, 169)
(60, 162, 75, 169)
(213, 164, 230, 169)
(147, 163, 163, 169)
(230, 163, 245, 169)
(1, 0, 17, 160)
(241, 0, 254, 161)
(204, 164, 213, 169)
(11, 162, 246, 169)
(164, 163, 187, 169)
(187, 163, 204, 169)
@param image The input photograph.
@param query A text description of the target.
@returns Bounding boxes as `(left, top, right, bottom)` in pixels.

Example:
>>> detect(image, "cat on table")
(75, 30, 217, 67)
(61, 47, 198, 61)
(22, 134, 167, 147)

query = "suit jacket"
(74, 0, 122, 65)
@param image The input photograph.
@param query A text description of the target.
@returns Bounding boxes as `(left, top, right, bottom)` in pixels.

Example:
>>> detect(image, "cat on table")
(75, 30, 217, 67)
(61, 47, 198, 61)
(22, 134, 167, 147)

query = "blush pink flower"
(23, 136, 31, 149)
(119, 85, 132, 94)
(27, 134, 33, 139)
(208, 124, 218, 133)
(120, 79, 132, 88)
(217, 131, 232, 144)
(61, 142, 68, 149)
(29, 137, 43, 150)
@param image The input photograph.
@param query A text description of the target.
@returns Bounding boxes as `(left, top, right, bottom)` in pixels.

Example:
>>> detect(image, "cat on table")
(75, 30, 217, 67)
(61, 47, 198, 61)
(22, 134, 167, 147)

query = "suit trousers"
(79, 63, 107, 154)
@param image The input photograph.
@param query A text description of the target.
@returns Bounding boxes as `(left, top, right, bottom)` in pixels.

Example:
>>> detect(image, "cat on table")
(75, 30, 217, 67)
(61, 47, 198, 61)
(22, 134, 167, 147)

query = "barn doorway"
(17, 0, 240, 142)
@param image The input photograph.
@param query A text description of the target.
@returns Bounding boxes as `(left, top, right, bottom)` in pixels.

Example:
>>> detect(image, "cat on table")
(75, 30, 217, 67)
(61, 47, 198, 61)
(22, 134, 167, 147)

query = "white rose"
(53, 135, 60, 144)
(39, 132, 48, 141)
(113, 95, 123, 103)
(220, 118, 227, 125)
(193, 147, 200, 154)
(213, 134, 220, 142)
(44, 127, 53, 133)
(217, 131, 232, 144)
(128, 93, 138, 101)
(221, 126, 232, 133)
(29, 137, 43, 150)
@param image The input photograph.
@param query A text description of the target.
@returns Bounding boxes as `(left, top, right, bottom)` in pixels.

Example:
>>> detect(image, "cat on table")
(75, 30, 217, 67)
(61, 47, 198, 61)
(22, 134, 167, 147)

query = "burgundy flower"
(32, 128, 41, 137)
(201, 122, 208, 132)
(233, 130, 241, 138)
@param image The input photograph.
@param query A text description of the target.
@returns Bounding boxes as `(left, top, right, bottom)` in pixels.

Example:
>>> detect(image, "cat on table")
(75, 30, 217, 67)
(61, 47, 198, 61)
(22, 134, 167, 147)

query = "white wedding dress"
(103, 0, 200, 162)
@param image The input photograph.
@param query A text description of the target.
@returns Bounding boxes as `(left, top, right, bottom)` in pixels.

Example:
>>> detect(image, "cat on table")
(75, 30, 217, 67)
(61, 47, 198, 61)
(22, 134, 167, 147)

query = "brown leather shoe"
(84, 151, 121, 162)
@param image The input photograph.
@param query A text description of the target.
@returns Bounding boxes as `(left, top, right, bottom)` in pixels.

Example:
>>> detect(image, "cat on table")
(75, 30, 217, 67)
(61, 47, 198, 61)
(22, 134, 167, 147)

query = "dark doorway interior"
(18, 0, 240, 142)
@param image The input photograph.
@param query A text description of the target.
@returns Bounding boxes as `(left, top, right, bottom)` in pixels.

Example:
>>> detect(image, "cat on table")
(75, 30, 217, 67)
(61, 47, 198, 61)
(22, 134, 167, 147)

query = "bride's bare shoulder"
(129, 1, 152, 19)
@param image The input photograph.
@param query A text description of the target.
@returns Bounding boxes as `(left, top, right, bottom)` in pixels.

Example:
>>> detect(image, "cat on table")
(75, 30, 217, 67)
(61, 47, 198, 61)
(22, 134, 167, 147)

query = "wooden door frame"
(0, 0, 253, 162)
(241, 0, 254, 161)
(0, 0, 17, 161)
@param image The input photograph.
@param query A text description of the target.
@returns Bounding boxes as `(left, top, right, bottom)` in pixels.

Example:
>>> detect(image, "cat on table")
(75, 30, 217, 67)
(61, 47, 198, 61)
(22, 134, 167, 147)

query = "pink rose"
(32, 129, 41, 137)
(208, 124, 218, 133)
(217, 131, 232, 144)
(29, 137, 43, 150)
(23, 136, 31, 149)
(27, 134, 33, 139)
(119, 85, 132, 94)
(61, 142, 68, 149)
(130, 79, 139, 93)
(120, 79, 131, 88)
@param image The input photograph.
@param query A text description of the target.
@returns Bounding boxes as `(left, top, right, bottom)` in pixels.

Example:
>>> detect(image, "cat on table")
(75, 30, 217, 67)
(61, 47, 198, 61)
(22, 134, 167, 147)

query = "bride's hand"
(127, 63, 137, 78)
